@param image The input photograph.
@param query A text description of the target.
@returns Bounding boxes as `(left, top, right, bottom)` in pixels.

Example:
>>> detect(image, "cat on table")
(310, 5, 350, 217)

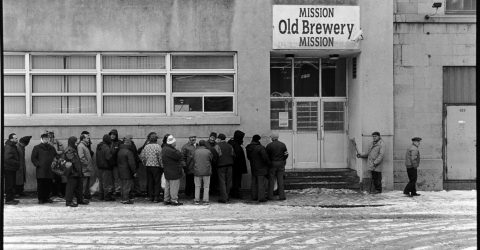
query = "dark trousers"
(268, 161, 286, 200)
(99, 169, 114, 198)
(37, 178, 52, 202)
(230, 169, 243, 198)
(210, 167, 219, 195)
(15, 185, 25, 195)
(146, 166, 163, 200)
(217, 166, 233, 201)
(65, 177, 83, 203)
(51, 174, 66, 197)
(4, 170, 16, 201)
(371, 171, 382, 192)
(121, 179, 134, 201)
(82, 177, 91, 199)
(184, 173, 195, 197)
(404, 167, 418, 195)
(251, 175, 267, 201)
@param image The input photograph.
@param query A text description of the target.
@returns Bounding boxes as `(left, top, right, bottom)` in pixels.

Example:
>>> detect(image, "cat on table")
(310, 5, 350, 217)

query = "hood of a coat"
(67, 136, 78, 149)
(233, 130, 245, 143)
(109, 129, 119, 141)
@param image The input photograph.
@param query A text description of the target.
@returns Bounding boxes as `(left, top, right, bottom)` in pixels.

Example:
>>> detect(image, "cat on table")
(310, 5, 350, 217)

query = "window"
(2, 53, 237, 116)
(322, 58, 346, 97)
(443, 66, 476, 104)
(323, 102, 345, 131)
(446, 0, 476, 14)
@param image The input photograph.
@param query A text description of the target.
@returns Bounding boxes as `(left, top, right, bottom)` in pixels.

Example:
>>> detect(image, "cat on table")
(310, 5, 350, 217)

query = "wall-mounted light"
(285, 54, 295, 59)
(329, 54, 340, 60)
(425, 2, 442, 20)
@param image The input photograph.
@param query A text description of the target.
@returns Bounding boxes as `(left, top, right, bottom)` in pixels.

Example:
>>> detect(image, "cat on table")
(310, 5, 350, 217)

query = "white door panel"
(278, 132, 294, 170)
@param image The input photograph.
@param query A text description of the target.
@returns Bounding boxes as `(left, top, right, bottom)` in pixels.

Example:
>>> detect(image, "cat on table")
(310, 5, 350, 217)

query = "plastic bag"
(161, 173, 166, 189)
(90, 178, 100, 195)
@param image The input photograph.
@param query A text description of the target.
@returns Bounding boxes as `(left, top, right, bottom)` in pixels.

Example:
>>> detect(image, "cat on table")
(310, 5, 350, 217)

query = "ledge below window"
(394, 14, 476, 23)
(4, 115, 241, 127)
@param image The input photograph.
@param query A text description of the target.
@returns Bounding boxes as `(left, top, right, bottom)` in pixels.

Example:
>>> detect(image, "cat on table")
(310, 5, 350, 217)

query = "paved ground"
(3, 189, 477, 249)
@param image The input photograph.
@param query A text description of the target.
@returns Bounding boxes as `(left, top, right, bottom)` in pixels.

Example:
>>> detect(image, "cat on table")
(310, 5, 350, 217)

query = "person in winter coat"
(96, 134, 115, 201)
(47, 130, 66, 199)
(216, 133, 235, 203)
(78, 133, 94, 200)
(117, 135, 137, 204)
(246, 135, 271, 202)
(64, 136, 89, 207)
(31, 133, 57, 204)
(228, 130, 248, 199)
(161, 135, 184, 206)
(181, 135, 197, 198)
(140, 133, 163, 203)
(193, 140, 213, 205)
(266, 133, 289, 201)
(357, 131, 386, 194)
(205, 132, 221, 195)
(404, 137, 422, 197)
(15, 136, 32, 197)
(109, 129, 122, 196)
(4, 133, 20, 205)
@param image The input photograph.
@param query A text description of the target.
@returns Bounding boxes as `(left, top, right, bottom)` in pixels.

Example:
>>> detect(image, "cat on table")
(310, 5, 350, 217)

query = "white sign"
(273, 5, 360, 50)
(279, 112, 289, 127)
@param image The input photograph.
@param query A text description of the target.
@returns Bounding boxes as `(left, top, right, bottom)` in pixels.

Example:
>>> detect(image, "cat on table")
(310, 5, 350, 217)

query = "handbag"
(51, 157, 67, 176)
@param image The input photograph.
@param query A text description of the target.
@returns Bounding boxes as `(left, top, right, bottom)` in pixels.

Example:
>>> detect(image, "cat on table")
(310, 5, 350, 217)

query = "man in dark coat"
(246, 135, 271, 202)
(109, 129, 122, 196)
(181, 135, 197, 198)
(161, 135, 184, 206)
(404, 137, 422, 197)
(4, 133, 20, 205)
(266, 133, 289, 201)
(96, 134, 115, 201)
(64, 136, 89, 207)
(216, 133, 235, 203)
(31, 133, 57, 204)
(117, 135, 137, 204)
(16, 136, 32, 197)
(205, 132, 221, 195)
(228, 130, 248, 199)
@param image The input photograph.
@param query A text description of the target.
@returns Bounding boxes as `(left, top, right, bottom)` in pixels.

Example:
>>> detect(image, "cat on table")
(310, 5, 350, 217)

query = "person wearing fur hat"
(161, 135, 184, 206)
(4, 133, 20, 205)
(246, 135, 271, 203)
(31, 133, 57, 204)
(15, 136, 32, 197)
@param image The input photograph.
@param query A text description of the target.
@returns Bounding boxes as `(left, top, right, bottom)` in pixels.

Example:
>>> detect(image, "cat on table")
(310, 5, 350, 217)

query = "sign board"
(273, 5, 360, 50)
(279, 112, 289, 127)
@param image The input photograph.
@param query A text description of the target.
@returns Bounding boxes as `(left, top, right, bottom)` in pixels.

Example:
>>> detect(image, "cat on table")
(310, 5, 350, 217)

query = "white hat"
(166, 135, 176, 145)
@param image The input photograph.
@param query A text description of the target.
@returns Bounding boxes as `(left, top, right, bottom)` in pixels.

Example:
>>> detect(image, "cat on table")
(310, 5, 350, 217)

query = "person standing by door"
(404, 137, 422, 197)
(356, 132, 386, 194)
(266, 132, 288, 201)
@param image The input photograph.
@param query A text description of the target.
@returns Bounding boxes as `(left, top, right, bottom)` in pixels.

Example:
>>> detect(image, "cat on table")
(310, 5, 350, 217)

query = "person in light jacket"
(31, 133, 57, 204)
(64, 136, 89, 207)
(161, 135, 184, 206)
(404, 137, 422, 197)
(78, 133, 94, 200)
(193, 140, 213, 205)
(15, 136, 32, 198)
(357, 132, 386, 194)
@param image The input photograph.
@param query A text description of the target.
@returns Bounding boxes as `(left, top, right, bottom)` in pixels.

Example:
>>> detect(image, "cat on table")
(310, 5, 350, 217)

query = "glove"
(356, 154, 361, 158)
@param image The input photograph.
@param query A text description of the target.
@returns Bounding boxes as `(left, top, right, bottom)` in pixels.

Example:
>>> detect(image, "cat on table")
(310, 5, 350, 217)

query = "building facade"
(2, 0, 475, 191)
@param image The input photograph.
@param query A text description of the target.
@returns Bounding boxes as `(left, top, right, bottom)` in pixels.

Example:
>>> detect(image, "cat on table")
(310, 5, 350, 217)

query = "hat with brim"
(412, 137, 422, 142)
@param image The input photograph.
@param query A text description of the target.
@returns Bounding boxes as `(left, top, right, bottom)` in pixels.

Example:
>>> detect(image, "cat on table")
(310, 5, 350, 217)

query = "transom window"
(3, 53, 236, 116)
(446, 0, 476, 14)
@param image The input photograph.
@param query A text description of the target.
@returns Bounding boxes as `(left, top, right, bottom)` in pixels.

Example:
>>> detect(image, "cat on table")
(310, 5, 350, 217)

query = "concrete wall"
(393, 0, 476, 191)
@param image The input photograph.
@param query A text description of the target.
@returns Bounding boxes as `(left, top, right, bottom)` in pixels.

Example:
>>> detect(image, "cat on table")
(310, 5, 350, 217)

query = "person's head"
(198, 140, 206, 147)
(270, 132, 279, 141)
(109, 129, 118, 140)
(147, 132, 157, 141)
(80, 133, 90, 143)
(46, 130, 55, 139)
(123, 135, 133, 145)
(252, 134, 261, 143)
(233, 130, 245, 145)
(149, 134, 158, 143)
(412, 137, 422, 146)
(40, 133, 49, 143)
(8, 133, 18, 143)
(19, 136, 32, 146)
(68, 136, 78, 148)
(209, 132, 217, 142)
(218, 133, 226, 141)
(166, 135, 176, 147)
(188, 136, 197, 145)
(162, 134, 171, 145)
(102, 134, 112, 145)
(372, 132, 381, 142)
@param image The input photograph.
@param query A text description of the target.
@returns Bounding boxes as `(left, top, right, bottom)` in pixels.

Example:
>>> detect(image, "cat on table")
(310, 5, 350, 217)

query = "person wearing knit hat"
(31, 133, 57, 204)
(216, 133, 235, 203)
(15, 136, 33, 197)
(181, 135, 198, 198)
(161, 134, 184, 206)
(206, 132, 222, 196)
(246, 134, 271, 203)
(404, 137, 422, 197)
(356, 131, 386, 194)
(266, 132, 288, 201)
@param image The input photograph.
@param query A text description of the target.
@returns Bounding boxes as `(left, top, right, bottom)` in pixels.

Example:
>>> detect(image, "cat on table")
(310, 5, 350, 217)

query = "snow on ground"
(4, 189, 477, 249)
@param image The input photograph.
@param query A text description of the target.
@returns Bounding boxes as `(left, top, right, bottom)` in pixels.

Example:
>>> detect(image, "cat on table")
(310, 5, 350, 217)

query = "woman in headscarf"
(64, 136, 89, 207)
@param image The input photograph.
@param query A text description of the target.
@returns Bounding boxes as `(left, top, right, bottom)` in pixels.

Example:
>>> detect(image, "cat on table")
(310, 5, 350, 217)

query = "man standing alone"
(4, 133, 20, 205)
(357, 132, 386, 194)
(266, 133, 288, 201)
(404, 137, 422, 197)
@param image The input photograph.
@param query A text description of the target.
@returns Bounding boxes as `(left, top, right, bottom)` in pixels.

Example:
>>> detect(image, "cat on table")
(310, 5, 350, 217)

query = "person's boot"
(66, 201, 78, 207)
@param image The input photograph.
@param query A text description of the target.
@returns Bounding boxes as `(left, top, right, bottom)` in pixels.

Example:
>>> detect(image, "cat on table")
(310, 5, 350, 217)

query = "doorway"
(270, 57, 348, 170)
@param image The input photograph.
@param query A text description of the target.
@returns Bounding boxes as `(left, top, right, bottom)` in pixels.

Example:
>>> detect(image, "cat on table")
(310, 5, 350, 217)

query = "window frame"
(445, 0, 476, 15)
(4, 53, 28, 116)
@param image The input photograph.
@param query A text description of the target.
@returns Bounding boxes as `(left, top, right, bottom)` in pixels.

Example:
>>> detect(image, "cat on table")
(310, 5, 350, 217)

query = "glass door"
(294, 99, 320, 168)
(321, 100, 347, 168)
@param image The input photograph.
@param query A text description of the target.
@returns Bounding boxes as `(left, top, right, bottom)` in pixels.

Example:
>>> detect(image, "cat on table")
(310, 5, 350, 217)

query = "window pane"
(294, 59, 319, 97)
(172, 55, 234, 69)
(103, 96, 166, 113)
(3, 55, 24, 69)
(296, 101, 318, 131)
(4, 97, 26, 114)
(102, 56, 165, 69)
(4, 75, 25, 93)
(173, 97, 202, 112)
(323, 102, 345, 131)
(204, 97, 233, 112)
(172, 75, 234, 92)
(32, 75, 96, 93)
(33, 96, 96, 114)
(32, 56, 95, 69)
(446, 0, 476, 12)
(103, 75, 166, 93)
(443, 66, 476, 104)
(270, 58, 292, 97)
(322, 58, 346, 97)
(271, 99, 293, 130)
